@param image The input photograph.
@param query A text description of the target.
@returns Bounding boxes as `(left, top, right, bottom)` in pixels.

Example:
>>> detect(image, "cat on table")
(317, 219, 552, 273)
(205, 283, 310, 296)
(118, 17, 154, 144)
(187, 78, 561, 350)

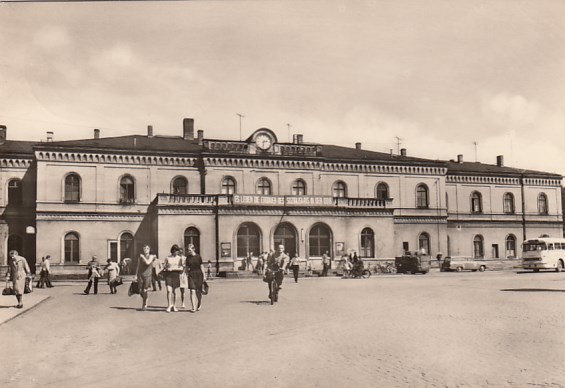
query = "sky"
(1, 0, 565, 175)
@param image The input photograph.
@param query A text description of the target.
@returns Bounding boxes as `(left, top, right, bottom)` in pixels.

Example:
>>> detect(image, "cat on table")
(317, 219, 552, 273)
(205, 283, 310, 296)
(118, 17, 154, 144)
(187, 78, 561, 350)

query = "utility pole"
(236, 113, 244, 141)
(473, 141, 478, 162)
(287, 123, 291, 142)
(395, 136, 402, 155)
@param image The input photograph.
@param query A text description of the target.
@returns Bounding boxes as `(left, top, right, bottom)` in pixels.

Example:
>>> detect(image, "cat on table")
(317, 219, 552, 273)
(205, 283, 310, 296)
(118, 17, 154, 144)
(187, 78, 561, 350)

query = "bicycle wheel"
(270, 280, 277, 305)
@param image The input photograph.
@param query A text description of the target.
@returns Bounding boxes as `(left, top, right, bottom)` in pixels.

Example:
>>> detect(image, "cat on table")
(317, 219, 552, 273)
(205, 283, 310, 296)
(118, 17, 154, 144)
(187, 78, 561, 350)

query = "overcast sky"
(1, 1, 564, 175)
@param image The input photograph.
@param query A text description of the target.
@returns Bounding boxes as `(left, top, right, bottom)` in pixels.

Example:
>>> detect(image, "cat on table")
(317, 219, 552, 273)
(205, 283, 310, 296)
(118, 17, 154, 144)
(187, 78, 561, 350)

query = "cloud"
(482, 92, 541, 128)
(33, 25, 71, 50)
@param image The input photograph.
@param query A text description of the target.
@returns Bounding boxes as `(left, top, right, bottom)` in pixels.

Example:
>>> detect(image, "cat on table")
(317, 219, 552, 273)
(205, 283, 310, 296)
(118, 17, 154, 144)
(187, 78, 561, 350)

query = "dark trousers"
(292, 265, 300, 282)
(151, 268, 161, 291)
(84, 277, 99, 294)
(322, 263, 329, 277)
(36, 271, 53, 288)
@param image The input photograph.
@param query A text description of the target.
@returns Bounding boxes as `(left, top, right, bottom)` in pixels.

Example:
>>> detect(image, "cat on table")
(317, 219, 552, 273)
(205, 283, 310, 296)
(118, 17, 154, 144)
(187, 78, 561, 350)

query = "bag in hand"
(24, 277, 33, 294)
(202, 281, 209, 295)
(111, 276, 123, 286)
(2, 286, 14, 296)
(128, 280, 139, 296)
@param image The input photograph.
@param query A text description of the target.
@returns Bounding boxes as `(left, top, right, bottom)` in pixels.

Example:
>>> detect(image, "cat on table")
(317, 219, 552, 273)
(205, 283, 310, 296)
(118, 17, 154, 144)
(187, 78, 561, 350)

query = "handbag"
(24, 277, 33, 294)
(128, 280, 139, 296)
(2, 280, 14, 296)
(112, 276, 123, 286)
(202, 281, 209, 295)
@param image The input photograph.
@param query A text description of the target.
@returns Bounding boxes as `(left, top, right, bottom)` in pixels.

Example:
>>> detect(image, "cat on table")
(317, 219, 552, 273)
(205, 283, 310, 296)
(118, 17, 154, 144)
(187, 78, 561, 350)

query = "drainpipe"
(520, 173, 527, 241)
(214, 195, 220, 276)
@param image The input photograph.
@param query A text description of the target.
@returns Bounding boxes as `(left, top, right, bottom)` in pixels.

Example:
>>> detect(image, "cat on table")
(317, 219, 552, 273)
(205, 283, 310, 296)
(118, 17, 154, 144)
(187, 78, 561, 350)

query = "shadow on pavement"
(501, 288, 565, 292)
(241, 300, 273, 305)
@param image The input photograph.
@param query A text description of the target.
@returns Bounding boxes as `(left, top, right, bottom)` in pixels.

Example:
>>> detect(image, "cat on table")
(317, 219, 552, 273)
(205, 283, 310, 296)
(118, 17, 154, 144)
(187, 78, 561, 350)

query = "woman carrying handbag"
(5, 250, 31, 308)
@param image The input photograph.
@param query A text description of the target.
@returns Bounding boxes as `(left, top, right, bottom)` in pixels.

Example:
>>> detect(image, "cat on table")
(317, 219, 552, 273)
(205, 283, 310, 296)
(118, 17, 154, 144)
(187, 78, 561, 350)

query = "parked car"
(441, 257, 487, 272)
(395, 254, 430, 274)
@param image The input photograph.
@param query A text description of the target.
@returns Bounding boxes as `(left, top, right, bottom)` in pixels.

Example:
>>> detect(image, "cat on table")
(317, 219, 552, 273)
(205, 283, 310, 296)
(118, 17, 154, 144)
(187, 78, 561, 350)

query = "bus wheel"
(479, 265, 486, 272)
(456, 267, 463, 272)
(556, 260, 564, 273)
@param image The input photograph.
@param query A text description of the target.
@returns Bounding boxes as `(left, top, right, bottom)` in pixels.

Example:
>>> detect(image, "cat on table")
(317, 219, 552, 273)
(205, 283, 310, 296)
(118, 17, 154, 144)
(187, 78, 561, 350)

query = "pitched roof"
(446, 160, 562, 179)
(0, 140, 37, 158)
(33, 135, 202, 155)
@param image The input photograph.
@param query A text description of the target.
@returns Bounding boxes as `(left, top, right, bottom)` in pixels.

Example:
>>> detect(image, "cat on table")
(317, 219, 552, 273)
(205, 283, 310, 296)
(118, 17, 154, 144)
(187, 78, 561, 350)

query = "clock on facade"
(255, 133, 273, 150)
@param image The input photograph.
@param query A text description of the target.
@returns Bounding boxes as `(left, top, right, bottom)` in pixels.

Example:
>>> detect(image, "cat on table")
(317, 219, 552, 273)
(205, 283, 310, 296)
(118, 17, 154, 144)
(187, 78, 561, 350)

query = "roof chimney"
(183, 118, 194, 140)
(355, 142, 362, 150)
(0, 125, 6, 145)
(496, 155, 504, 167)
(292, 134, 298, 144)
(94, 129, 100, 139)
(457, 154, 463, 163)
(197, 130, 204, 145)
(147, 125, 153, 138)
(46, 131, 54, 142)
(296, 134, 303, 144)
(400, 148, 407, 156)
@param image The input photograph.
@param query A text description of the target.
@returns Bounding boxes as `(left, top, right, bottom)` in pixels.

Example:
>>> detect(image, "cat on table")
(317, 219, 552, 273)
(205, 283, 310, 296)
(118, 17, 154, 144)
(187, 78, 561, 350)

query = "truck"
(394, 253, 430, 274)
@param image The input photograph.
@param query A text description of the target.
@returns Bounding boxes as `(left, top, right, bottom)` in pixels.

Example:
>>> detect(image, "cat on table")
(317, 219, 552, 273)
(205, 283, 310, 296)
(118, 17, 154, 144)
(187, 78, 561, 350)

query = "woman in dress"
(137, 244, 156, 310)
(163, 244, 184, 312)
(185, 244, 206, 312)
(104, 259, 120, 294)
(6, 250, 31, 309)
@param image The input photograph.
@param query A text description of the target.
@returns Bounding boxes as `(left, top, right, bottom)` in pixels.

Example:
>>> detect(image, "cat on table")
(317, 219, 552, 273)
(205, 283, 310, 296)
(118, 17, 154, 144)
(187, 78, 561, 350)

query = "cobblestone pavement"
(2, 271, 565, 388)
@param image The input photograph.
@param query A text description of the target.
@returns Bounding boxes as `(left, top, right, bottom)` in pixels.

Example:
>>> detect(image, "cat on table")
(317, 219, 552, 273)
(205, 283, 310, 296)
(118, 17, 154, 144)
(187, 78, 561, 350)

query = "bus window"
(548, 244, 554, 250)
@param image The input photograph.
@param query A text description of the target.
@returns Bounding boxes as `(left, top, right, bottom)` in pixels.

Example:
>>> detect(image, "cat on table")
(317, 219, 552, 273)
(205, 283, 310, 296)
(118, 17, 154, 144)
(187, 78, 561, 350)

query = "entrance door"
(274, 223, 298, 258)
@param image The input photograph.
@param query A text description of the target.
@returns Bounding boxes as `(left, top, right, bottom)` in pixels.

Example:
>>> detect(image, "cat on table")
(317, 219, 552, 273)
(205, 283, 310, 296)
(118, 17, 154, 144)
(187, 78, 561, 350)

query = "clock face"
(256, 133, 272, 150)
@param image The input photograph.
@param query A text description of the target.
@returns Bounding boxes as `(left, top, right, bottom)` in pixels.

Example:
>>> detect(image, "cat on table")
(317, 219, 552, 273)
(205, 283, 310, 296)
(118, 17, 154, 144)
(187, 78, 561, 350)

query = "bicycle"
(265, 269, 281, 305)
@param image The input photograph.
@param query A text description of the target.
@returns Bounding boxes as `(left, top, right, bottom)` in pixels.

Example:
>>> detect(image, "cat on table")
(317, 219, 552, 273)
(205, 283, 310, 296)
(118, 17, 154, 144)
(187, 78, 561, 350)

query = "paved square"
(2, 271, 565, 387)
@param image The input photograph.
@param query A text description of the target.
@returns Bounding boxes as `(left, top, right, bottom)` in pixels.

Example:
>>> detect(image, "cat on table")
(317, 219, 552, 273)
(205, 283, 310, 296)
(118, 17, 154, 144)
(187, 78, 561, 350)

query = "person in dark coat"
(185, 244, 205, 312)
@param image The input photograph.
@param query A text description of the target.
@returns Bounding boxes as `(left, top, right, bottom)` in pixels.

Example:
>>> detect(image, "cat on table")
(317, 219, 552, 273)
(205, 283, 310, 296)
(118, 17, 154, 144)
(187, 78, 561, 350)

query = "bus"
(521, 237, 565, 272)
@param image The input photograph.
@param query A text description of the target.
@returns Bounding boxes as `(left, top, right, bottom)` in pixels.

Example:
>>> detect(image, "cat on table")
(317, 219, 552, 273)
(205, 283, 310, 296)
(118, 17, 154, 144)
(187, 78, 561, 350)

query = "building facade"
(1, 120, 563, 275)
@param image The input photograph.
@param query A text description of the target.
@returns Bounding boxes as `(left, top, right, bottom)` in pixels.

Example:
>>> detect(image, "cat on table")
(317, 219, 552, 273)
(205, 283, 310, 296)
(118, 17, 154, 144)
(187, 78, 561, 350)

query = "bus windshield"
(523, 242, 547, 252)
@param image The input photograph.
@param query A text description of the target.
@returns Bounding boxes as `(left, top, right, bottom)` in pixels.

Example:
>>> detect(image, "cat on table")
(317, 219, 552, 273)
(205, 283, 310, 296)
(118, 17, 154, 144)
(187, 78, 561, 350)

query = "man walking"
(83, 256, 101, 295)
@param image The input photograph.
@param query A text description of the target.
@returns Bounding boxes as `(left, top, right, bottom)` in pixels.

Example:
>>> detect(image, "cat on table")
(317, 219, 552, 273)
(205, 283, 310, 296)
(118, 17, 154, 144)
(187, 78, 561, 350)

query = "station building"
(0, 120, 562, 275)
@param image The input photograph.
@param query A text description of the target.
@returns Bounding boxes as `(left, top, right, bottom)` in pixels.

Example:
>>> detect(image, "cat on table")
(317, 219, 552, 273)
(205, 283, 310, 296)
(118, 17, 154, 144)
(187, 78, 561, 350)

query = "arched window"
(360, 228, 375, 258)
(505, 234, 517, 258)
(120, 175, 135, 203)
(237, 223, 261, 257)
(184, 227, 200, 254)
(332, 181, 347, 198)
(309, 223, 331, 256)
(291, 179, 306, 196)
(65, 173, 81, 202)
(256, 178, 272, 195)
(7, 179, 22, 205)
(120, 232, 134, 260)
(172, 177, 188, 195)
(376, 183, 389, 200)
(471, 191, 482, 213)
(416, 184, 429, 208)
(538, 193, 548, 214)
(64, 232, 80, 262)
(473, 235, 484, 258)
(503, 193, 515, 214)
(221, 177, 236, 195)
(418, 232, 430, 255)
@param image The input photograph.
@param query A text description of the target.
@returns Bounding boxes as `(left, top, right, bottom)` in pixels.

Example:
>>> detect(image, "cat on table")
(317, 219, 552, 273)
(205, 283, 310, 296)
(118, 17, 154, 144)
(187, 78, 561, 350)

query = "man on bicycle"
(265, 244, 288, 300)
